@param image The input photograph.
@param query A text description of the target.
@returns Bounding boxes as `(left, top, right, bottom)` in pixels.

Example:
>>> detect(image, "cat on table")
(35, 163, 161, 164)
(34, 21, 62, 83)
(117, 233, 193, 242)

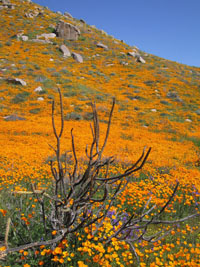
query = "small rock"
(100, 29, 108, 36)
(72, 52, 83, 63)
(34, 86, 43, 92)
(80, 19, 86, 24)
(21, 35, 28, 41)
(151, 109, 157, 112)
(35, 76, 46, 82)
(31, 39, 52, 44)
(37, 97, 44, 101)
(4, 114, 26, 121)
(90, 25, 97, 29)
(127, 51, 145, 63)
(136, 55, 146, 63)
(37, 33, 56, 40)
(6, 78, 26, 86)
(60, 44, 71, 57)
(56, 11, 62, 15)
(121, 61, 128, 66)
(185, 119, 192, 122)
(96, 42, 108, 50)
(50, 58, 54, 61)
(63, 12, 73, 18)
(127, 51, 138, 57)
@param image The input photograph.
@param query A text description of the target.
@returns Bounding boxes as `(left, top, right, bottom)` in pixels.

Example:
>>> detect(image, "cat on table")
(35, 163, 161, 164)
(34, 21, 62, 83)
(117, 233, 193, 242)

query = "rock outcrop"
(72, 52, 83, 63)
(60, 44, 71, 57)
(6, 78, 26, 86)
(96, 42, 108, 50)
(4, 114, 26, 121)
(127, 50, 146, 63)
(55, 21, 80, 41)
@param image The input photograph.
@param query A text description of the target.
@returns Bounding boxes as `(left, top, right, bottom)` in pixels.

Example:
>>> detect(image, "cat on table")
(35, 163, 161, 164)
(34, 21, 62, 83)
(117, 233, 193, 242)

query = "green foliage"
(29, 108, 41, 114)
(64, 112, 83, 120)
(11, 91, 30, 104)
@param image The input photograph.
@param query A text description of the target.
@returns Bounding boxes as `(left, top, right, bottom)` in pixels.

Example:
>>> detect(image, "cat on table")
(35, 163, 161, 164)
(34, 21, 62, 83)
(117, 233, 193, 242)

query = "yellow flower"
(78, 261, 88, 267)
(53, 247, 62, 254)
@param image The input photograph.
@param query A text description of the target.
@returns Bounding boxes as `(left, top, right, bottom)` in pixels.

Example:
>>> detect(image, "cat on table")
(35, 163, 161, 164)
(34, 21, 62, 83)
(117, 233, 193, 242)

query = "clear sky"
(33, 0, 200, 67)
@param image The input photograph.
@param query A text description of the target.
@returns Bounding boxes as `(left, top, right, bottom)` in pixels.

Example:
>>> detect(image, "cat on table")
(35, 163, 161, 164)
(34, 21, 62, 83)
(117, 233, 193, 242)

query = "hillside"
(0, 0, 200, 266)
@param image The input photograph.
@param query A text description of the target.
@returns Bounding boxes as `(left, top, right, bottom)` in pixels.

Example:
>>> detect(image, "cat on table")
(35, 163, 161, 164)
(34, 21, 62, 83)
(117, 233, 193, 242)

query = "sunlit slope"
(0, 0, 200, 190)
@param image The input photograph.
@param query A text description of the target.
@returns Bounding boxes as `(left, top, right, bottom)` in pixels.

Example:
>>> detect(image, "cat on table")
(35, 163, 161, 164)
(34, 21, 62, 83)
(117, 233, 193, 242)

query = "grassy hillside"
(0, 0, 200, 266)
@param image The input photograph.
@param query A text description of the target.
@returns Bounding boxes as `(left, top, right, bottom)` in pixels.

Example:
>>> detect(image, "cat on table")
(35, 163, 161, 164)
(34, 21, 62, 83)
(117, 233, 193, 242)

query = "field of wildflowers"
(0, 0, 200, 266)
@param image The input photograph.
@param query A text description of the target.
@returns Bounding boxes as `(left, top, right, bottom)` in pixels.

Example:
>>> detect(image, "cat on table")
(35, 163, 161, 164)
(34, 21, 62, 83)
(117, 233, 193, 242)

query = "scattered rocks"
(63, 12, 73, 19)
(55, 21, 80, 41)
(4, 114, 26, 121)
(100, 30, 108, 36)
(121, 61, 128, 66)
(127, 50, 146, 63)
(34, 86, 43, 92)
(90, 25, 97, 29)
(37, 97, 44, 101)
(25, 9, 42, 18)
(127, 51, 138, 57)
(72, 52, 83, 63)
(0, 0, 15, 9)
(36, 33, 56, 40)
(80, 19, 86, 24)
(60, 44, 71, 57)
(35, 76, 46, 82)
(135, 55, 146, 63)
(167, 91, 183, 102)
(96, 42, 108, 50)
(6, 77, 26, 86)
(21, 35, 28, 41)
(31, 39, 52, 44)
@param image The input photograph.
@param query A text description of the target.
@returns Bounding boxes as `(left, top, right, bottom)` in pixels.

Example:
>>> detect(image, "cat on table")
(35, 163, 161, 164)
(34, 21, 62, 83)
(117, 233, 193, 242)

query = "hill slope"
(0, 0, 200, 266)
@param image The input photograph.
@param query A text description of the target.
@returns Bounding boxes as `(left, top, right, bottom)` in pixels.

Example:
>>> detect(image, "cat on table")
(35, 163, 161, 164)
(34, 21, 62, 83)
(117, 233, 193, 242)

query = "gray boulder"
(64, 12, 73, 19)
(128, 51, 146, 63)
(135, 55, 146, 63)
(36, 33, 56, 40)
(6, 77, 26, 86)
(127, 51, 138, 57)
(21, 35, 28, 41)
(96, 42, 108, 50)
(60, 44, 71, 57)
(55, 21, 80, 41)
(4, 114, 26, 121)
(72, 52, 83, 63)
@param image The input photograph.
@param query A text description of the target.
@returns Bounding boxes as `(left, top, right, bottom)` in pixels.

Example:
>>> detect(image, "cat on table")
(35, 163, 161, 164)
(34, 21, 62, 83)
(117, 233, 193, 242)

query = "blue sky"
(33, 0, 200, 67)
